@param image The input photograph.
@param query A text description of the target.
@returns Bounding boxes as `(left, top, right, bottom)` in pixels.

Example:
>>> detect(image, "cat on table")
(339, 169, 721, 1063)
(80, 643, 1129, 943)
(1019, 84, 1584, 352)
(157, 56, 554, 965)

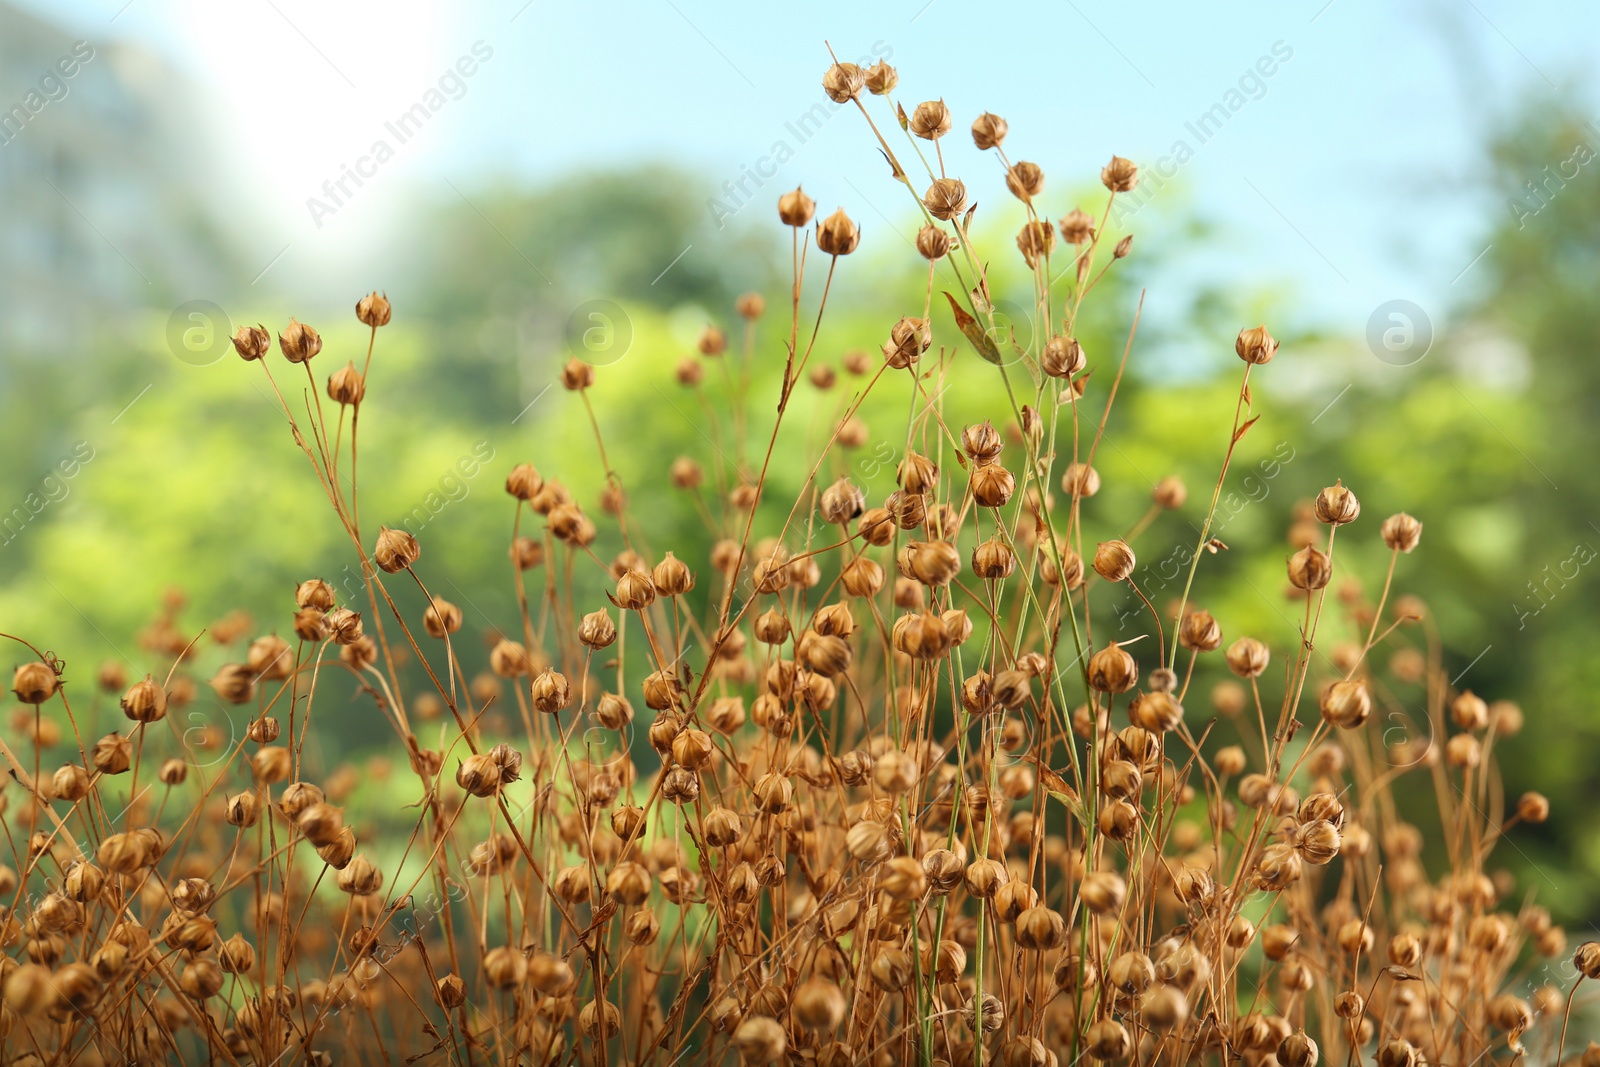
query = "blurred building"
(0, 1, 235, 358)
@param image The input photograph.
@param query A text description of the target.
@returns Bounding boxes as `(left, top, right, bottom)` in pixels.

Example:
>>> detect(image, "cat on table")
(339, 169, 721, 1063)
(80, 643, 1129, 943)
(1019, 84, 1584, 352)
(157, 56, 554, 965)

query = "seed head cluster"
(0, 55, 1591, 1067)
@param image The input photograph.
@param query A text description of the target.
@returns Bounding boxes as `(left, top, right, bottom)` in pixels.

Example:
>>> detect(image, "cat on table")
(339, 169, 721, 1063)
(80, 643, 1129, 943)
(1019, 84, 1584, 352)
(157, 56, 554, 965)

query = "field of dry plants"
(1, 55, 1596, 1067)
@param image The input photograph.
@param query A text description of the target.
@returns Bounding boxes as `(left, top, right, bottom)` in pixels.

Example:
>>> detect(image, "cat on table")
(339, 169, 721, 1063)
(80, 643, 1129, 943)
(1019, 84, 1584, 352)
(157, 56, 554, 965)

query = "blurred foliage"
(2, 102, 1598, 926)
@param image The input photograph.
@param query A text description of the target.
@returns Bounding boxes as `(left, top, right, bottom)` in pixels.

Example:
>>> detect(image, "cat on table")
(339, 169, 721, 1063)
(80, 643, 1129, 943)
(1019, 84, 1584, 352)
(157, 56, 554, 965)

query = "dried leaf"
(1232, 414, 1260, 444)
(877, 147, 905, 182)
(942, 291, 1003, 366)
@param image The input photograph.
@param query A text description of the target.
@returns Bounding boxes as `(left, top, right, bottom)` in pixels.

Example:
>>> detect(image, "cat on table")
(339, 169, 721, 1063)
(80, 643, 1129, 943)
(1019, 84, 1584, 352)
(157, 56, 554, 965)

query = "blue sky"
(13, 0, 1598, 342)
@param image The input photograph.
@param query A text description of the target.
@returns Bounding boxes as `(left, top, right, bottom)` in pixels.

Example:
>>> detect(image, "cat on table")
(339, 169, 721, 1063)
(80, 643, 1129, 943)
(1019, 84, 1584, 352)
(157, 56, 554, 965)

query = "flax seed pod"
(734, 1015, 786, 1063)
(643, 668, 683, 710)
(217, 933, 256, 975)
(420, 598, 461, 639)
(483, 946, 527, 988)
(671, 728, 714, 772)
(916, 224, 951, 260)
(1254, 844, 1302, 890)
(355, 291, 391, 327)
(886, 491, 926, 532)
(1006, 160, 1045, 201)
(962, 421, 1003, 464)
(505, 464, 543, 502)
(61, 862, 104, 904)
(778, 186, 815, 227)
(879, 855, 926, 901)
(1099, 799, 1138, 840)
(792, 977, 847, 1031)
(749, 610, 791, 650)
(652, 552, 694, 596)
(292, 578, 335, 611)
(1179, 610, 1221, 652)
(862, 58, 897, 95)
(1016, 906, 1065, 950)
(819, 478, 865, 524)
(13, 662, 58, 704)
(1016, 219, 1054, 266)
(120, 676, 168, 723)
(578, 609, 617, 650)
(964, 858, 1008, 899)
(226, 791, 261, 828)
(1131, 691, 1183, 732)
(821, 61, 864, 103)
(325, 607, 363, 646)
(815, 208, 860, 256)
(1061, 462, 1101, 499)
(1320, 680, 1371, 729)
(851, 510, 892, 553)
(613, 569, 655, 611)
(874, 750, 919, 794)
(697, 328, 727, 361)
(529, 670, 570, 714)
(87, 938, 132, 983)
(1451, 690, 1488, 730)
(373, 527, 420, 573)
(1299, 791, 1346, 827)
(1094, 540, 1136, 582)
(4, 963, 58, 1016)
(52, 764, 89, 801)
(548, 503, 597, 546)
(1088, 642, 1138, 694)
(1315, 481, 1360, 526)
(606, 861, 651, 905)
(910, 99, 952, 140)
(97, 831, 150, 874)
(971, 111, 1007, 149)
(1336, 918, 1374, 955)
(884, 316, 931, 368)
(1087, 1018, 1131, 1061)
(1235, 325, 1278, 365)
(753, 773, 793, 813)
(972, 538, 1016, 580)
(1288, 546, 1332, 590)
(1446, 733, 1481, 768)
(1278, 1030, 1319, 1067)
(1382, 513, 1423, 551)
(1376, 1041, 1419, 1067)
(922, 939, 967, 983)
(1143, 477, 1186, 512)
(427, 973, 465, 1011)
(232, 323, 270, 360)
(181, 958, 224, 1000)
(326, 362, 365, 406)
(1042, 335, 1086, 379)
(907, 539, 961, 587)
(1107, 951, 1155, 997)
(252, 746, 291, 783)
(1226, 637, 1269, 678)
(971, 463, 1015, 508)
(1100, 151, 1139, 189)
(923, 177, 967, 221)
(548, 864, 590, 905)
(278, 318, 322, 362)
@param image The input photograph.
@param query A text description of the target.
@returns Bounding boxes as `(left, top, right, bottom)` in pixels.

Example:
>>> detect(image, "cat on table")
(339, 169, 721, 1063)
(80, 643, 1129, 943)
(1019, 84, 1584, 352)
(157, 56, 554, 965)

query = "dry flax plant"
(0, 51, 1596, 1067)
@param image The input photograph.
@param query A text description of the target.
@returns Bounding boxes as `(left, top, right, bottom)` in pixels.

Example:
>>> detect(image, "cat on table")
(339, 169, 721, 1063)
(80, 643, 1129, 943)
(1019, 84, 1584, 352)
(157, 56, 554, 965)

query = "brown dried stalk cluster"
(1, 54, 1596, 1067)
